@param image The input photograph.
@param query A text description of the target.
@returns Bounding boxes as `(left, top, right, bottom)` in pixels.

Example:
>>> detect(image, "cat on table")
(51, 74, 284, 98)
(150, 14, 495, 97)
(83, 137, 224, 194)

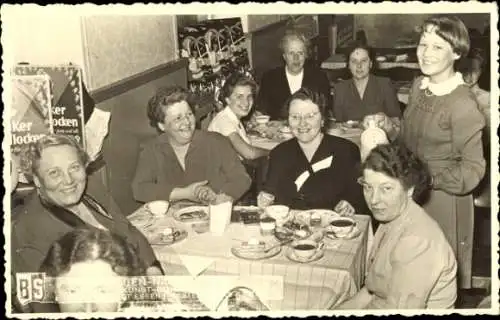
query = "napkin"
(177, 254, 214, 277)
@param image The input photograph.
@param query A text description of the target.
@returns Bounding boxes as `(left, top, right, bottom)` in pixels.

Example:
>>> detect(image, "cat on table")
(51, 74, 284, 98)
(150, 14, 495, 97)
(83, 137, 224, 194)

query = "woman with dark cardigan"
(259, 88, 369, 218)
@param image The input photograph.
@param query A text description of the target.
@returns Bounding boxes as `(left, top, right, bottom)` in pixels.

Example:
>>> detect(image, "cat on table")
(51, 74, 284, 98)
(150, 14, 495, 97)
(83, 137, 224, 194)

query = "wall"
(81, 15, 178, 91)
(355, 13, 489, 48)
(96, 60, 188, 214)
(2, 6, 89, 83)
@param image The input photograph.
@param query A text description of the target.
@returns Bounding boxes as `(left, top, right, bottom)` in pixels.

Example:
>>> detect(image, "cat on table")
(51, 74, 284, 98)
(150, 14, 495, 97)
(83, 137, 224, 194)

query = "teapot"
(360, 119, 389, 162)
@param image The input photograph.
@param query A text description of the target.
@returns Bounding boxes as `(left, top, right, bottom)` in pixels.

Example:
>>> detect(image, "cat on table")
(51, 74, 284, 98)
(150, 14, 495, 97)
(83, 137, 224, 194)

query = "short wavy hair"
(283, 87, 328, 122)
(40, 228, 146, 278)
(20, 134, 89, 180)
(279, 28, 310, 58)
(420, 15, 470, 59)
(146, 86, 195, 130)
(218, 72, 258, 106)
(362, 142, 431, 202)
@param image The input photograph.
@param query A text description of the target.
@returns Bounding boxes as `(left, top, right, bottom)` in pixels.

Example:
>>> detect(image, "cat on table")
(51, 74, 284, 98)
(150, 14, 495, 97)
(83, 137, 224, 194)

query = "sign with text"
(13, 65, 86, 148)
(10, 74, 53, 153)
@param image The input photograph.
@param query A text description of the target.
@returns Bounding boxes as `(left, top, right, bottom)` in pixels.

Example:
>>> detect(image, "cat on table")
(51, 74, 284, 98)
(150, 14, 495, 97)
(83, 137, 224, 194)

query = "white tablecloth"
(129, 204, 371, 310)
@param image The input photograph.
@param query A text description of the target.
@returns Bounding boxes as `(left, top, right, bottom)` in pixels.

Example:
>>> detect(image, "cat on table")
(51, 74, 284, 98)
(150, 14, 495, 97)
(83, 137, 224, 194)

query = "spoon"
(264, 238, 293, 253)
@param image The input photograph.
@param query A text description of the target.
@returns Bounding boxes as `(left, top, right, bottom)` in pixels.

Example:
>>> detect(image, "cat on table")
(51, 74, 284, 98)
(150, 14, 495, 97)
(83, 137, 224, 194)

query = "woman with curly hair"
(337, 142, 457, 309)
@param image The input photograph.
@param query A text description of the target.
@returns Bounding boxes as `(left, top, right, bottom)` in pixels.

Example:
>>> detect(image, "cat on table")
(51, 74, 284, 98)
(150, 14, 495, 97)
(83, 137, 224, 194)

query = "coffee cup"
(292, 240, 324, 260)
(146, 200, 169, 217)
(259, 216, 276, 236)
(328, 217, 355, 238)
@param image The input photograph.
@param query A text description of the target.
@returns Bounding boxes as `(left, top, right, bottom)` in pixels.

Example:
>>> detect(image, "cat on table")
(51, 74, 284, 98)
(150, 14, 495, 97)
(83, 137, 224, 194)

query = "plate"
(325, 226, 362, 240)
(173, 206, 209, 222)
(285, 246, 324, 263)
(231, 244, 281, 260)
(274, 225, 311, 242)
(128, 213, 154, 229)
(149, 228, 188, 245)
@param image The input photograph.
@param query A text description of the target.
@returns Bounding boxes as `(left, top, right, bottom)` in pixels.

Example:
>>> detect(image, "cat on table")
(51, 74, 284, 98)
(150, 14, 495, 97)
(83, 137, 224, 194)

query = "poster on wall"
(178, 17, 252, 108)
(12, 64, 86, 148)
(10, 74, 53, 153)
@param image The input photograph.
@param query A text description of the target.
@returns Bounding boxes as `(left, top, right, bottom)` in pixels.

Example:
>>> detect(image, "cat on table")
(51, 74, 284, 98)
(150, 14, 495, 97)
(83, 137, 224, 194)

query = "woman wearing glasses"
(258, 88, 368, 215)
(132, 86, 251, 205)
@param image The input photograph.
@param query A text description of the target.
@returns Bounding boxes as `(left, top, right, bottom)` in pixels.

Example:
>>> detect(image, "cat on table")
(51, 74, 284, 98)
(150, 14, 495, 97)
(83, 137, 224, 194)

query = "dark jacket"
(256, 64, 331, 120)
(132, 130, 251, 203)
(263, 134, 368, 213)
(11, 175, 161, 276)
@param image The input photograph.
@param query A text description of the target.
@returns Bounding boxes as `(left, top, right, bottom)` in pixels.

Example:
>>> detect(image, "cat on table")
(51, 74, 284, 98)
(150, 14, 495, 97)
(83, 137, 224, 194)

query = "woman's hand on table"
(334, 200, 355, 217)
(171, 180, 215, 203)
(212, 193, 233, 205)
(195, 184, 218, 204)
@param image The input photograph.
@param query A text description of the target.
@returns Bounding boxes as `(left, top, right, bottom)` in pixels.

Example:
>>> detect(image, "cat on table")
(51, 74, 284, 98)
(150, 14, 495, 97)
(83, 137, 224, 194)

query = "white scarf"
(419, 72, 465, 96)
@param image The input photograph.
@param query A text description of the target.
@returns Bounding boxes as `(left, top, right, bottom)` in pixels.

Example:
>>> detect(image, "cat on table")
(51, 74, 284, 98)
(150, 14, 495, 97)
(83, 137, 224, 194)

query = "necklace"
(424, 88, 433, 97)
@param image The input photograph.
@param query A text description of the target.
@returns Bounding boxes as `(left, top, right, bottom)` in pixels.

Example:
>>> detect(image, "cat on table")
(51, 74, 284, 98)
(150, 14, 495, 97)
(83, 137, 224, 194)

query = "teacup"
(328, 217, 355, 238)
(292, 239, 324, 260)
(255, 115, 270, 125)
(146, 200, 169, 216)
(259, 216, 276, 236)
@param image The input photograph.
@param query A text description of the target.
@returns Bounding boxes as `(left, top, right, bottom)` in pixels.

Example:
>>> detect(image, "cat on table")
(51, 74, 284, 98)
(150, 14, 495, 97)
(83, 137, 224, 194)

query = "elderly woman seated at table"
(11, 134, 162, 311)
(255, 28, 331, 120)
(208, 72, 269, 160)
(132, 86, 251, 205)
(337, 142, 457, 309)
(258, 87, 367, 214)
(33, 228, 147, 313)
(333, 43, 402, 123)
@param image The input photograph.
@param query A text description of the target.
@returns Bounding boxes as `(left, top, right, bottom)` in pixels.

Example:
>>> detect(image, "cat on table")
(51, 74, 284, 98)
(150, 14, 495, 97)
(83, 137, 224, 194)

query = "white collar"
(419, 72, 465, 96)
(222, 106, 241, 124)
(222, 106, 241, 126)
(285, 68, 304, 79)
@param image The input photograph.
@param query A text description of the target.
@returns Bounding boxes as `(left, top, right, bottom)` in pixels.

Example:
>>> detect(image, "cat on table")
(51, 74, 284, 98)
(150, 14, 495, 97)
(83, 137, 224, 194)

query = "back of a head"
(40, 228, 146, 278)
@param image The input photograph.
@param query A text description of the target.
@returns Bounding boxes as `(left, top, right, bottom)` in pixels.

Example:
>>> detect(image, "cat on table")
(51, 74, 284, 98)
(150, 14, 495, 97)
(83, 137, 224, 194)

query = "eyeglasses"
(288, 112, 320, 123)
(170, 112, 194, 125)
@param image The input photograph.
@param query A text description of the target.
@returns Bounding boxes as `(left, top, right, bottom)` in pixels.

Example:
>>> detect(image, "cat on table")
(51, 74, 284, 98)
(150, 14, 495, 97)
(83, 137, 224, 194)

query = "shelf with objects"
(178, 17, 256, 126)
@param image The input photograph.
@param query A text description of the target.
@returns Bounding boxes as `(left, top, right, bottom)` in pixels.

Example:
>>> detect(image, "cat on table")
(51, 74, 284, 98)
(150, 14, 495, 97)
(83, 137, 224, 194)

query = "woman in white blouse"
(208, 72, 270, 160)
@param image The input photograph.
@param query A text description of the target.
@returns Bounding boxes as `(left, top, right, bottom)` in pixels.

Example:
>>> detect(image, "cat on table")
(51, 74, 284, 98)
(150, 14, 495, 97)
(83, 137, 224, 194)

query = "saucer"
(285, 246, 324, 263)
(231, 244, 281, 260)
(325, 226, 362, 240)
(173, 206, 209, 222)
(128, 214, 154, 230)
